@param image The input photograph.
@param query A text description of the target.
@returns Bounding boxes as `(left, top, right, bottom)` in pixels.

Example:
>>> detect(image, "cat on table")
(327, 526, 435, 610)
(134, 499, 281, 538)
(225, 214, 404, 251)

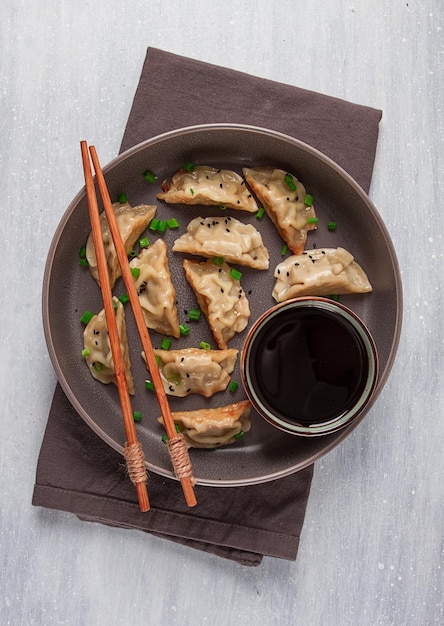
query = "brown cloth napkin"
(33, 48, 382, 567)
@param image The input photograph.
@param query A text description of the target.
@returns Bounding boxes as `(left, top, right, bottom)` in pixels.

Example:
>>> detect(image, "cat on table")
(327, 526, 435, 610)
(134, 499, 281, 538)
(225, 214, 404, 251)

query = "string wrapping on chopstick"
(166, 434, 196, 485)
(124, 442, 149, 485)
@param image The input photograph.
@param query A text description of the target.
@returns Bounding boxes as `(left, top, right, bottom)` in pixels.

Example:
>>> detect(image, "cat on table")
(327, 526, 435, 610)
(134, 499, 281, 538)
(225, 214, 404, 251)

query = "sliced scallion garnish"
(188, 308, 201, 321)
(229, 268, 242, 281)
(143, 169, 157, 183)
(80, 311, 94, 325)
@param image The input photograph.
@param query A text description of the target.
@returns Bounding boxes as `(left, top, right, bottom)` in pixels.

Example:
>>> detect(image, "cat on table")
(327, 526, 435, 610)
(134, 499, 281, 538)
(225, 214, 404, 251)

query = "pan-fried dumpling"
(243, 166, 317, 255)
(183, 259, 250, 350)
(157, 165, 258, 213)
(149, 347, 238, 397)
(83, 297, 135, 394)
(272, 247, 373, 302)
(173, 216, 269, 270)
(129, 239, 180, 338)
(86, 201, 157, 288)
(158, 400, 252, 449)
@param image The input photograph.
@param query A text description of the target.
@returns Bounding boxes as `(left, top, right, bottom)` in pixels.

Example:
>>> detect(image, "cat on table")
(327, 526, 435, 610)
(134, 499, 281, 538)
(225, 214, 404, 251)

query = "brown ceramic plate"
(42, 124, 402, 486)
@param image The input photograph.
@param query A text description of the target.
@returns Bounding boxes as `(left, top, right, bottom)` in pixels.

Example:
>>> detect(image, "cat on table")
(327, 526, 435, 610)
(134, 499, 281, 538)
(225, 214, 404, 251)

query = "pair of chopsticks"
(80, 141, 197, 510)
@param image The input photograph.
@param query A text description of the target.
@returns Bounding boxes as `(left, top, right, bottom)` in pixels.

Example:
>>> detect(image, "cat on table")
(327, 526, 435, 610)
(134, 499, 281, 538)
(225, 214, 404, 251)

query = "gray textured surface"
(2, 1, 443, 624)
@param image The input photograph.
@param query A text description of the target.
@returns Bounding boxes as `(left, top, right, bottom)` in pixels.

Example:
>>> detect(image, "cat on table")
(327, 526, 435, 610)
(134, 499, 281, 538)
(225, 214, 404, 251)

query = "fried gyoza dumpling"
(129, 239, 180, 338)
(272, 247, 373, 302)
(243, 166, 317, 255)
(173, 216, 269, 270)
(183, 259, 250, 350)
(158, 400, 252, 449)
(83, 297, 134, 394)
(157, 165, 258, 213)
(86, 201, 157, 288)
(148, 347, 238, 397)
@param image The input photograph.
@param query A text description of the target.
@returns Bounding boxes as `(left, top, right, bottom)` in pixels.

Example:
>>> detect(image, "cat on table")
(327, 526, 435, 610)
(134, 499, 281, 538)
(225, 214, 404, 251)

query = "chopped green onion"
(219, 203, 227, 210)
(143, 169, 157, 183)
(304, 194, 314, 206)
(281, 244, 288, 256)
(188, 308, 201, 321)
(329, 294, 340, 301)
(189, 188, 195, 196)
(327, 221, 337, 231)
(183, 161, 195, 172)
(149, 218, 160, 231)
(113, 300, 118, 311)
(179, 323, 190, 336)
(157, 220, 167, 233)
(80, 310, 94, 325)
(133, 411, 142, 422)
(175, 423, 181, 433)
(145, 380, 155, 391)
(167, 217, 179, 229)
(256, 207, 265, 220)
(160, 337, 172, 350)
(199, 341, 211, 350)
(139, 237, 149, 248)
(234, 431, 245, 440)
(155, 355, 161, 366)
(229, 268, 242, 281)
(118, 294, 129, 304)
(228, 381, 239, 392)
(79, 247, 88, 267)
(93, 362, 104, 372)
(130, 267, 141, 279)
(128, 249, 137, 258)
(118, 193, 128, 204)
(284, 173, 297, 191)
(81, 347, 91, 358)
(307, 217, 318, 225)
(212, 256, 225, 266)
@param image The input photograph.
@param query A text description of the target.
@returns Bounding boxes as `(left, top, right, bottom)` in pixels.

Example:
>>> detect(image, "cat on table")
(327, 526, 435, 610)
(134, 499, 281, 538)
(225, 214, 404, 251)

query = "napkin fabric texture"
(33, 48, 382, 567)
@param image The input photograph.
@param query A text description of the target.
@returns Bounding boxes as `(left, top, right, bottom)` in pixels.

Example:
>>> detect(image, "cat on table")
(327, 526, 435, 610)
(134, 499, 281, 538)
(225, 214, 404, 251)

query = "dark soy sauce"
(249, 307, 369, 425)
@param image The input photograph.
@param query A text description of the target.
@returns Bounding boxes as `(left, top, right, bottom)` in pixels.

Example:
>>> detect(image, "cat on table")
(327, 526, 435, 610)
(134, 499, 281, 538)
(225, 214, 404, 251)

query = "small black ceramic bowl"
(241, 297, 379, 437)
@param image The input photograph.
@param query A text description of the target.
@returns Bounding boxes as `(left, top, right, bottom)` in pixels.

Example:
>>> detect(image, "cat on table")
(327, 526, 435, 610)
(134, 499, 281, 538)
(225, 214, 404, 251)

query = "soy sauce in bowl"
(241, 297, 378, 436)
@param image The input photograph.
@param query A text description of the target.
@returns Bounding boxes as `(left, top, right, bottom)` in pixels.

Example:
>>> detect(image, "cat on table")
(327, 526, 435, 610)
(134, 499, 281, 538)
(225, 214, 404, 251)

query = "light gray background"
(1, 1, 443, 625)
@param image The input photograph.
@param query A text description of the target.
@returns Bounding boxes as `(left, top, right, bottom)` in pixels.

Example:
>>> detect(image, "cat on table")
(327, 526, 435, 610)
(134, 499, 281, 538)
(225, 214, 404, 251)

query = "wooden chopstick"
(88, 144, 197, 508)
(80, 141, 150, 513)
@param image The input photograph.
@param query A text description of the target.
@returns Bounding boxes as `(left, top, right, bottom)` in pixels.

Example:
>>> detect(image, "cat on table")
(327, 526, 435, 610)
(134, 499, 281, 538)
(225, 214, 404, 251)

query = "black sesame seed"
(221, 288, 224, 293)
(226, 228, 230, 232)
(186, 388, 191, 393)
(220, 183, 223, 188)
(169, 386, 175, 392)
